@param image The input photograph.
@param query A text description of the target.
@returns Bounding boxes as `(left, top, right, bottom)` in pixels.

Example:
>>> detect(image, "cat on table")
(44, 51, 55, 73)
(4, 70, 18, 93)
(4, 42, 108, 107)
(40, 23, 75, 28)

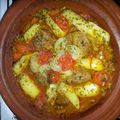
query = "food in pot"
(12, 7, 115, 117)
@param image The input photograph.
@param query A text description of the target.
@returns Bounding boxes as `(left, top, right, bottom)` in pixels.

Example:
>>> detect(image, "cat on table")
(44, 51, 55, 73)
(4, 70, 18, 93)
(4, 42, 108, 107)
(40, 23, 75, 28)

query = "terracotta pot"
(0, 0, 120, 120)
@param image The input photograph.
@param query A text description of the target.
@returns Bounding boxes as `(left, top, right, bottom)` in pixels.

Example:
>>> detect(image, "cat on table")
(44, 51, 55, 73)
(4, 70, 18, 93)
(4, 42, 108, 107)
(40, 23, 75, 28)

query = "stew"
(12, 7, 115, 117)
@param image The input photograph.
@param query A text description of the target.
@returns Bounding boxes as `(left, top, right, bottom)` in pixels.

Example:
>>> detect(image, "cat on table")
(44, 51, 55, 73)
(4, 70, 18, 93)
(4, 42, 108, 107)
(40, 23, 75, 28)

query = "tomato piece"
(15, 41, 35, 54)
(58, 53, 76, 71)
(93, 72, 109, 86)
(38, 50, 52, 65)
(35, 91, 46, 109)
(13, 41, 35, 61)
(13, 51, 23, 61)
(51, 14, 69, 32)
(48, 70, 60, 83)
(15, 42, 27, 54)
(54, 15, 69, 32)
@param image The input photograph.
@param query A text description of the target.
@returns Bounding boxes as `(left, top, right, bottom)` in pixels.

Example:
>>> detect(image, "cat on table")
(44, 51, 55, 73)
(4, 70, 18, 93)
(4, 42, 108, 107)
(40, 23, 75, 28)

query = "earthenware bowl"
(0, 0, 120, 120)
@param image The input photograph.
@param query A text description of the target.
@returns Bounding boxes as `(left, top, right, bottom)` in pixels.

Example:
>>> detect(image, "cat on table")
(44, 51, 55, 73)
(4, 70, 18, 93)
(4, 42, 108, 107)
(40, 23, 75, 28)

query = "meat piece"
(72, 66, 92, 84)
(33, 29, 56, 50)
(55, 94, 69, 109)
(66, 31, 92, 56)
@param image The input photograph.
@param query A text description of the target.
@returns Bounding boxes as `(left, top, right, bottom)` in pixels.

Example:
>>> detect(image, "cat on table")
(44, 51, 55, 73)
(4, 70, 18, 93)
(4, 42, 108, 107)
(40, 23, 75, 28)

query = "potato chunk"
(74, 82, 100, 97)
(19, 74, 40, 99)
(37, 9, 66, 37)
(58, 83, 80, 109)
(80, 57, 104, 71)
(62, 9, 110, 45)
(13, 54, 31, 76)
(46, 84, 57, 105)
(24, 23, 40, 42)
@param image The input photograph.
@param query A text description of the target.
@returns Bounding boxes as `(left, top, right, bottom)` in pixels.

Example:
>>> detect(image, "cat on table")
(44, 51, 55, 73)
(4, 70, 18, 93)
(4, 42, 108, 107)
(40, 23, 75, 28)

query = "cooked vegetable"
(24, 23, 40, 42)
(13, 51, 23, 61)
(30, 52, 50, 76)
(54, 37, 67, 51)
(37, 9, 66, 37)
(38, 50, 52, 65)
(50, 57, 62, 72)
(61, 70, 73, 78)
(79, 57, 91, 69)
(80, 57, 104, 71)
(91, 58, 104, 71)
(74, 82, 100, 97)
(13, 54, 31, 76)
(19, 74, 40, 99)
(51, 14, 69, 33)
(46, 84, 58, 105)
(13, 41, 34, 61)
(58, 83, 80, 109)
(58, 52, 76, 71)
(30, 52, 40, 73)
(45, 15, 66, 37)
(49, 50, 64, 72)
(62, 9, 110, 45)
(14, 41, 35, 54)
(66, 45, 82, 60)
(35, 92, 46, 109)
(39, 64, 50, 77)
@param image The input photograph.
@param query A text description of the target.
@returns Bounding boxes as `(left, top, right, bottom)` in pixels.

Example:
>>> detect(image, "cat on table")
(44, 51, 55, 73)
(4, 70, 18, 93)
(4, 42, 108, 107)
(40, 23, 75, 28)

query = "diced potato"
(91, 58, 104, 71)
(13, 54, 31, 76)
(89, 22, 110, 44)
(62, 9, 110, 45)
(80, 57, 91, 69)
(46, 84, 57, 105)
(58, 83, 80, 109)
(74, 82, 100, 97)
(37, 9, 66, 37)
(24, 23, 40, 42)
(19, 74, 40, 99)
(80, 57, 104, 71)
